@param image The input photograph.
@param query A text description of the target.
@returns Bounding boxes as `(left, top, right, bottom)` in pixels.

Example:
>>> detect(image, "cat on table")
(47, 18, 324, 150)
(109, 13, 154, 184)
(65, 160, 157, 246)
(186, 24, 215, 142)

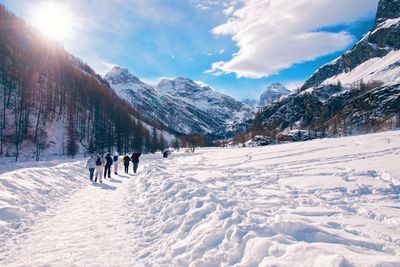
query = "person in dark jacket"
(162, 149, 170, 158)
(131, 152, 141, 174)
(104, 153, 113, 179)
(123, 154, 131, 174)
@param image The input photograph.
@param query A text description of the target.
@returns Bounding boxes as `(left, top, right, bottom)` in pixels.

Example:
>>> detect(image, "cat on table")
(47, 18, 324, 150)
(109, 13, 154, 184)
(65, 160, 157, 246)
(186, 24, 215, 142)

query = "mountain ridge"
(259, 83, 291, 107)
(104, 67, 254, 138)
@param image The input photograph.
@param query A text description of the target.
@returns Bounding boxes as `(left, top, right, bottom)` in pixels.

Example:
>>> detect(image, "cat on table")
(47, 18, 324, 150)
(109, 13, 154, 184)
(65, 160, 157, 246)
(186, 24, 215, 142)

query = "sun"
(31, 2, 73, 41)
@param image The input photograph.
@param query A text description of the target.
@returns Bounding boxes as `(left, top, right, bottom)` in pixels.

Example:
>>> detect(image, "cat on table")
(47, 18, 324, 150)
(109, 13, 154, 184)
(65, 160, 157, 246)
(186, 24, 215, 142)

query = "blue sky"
(0, 0, 379, 100)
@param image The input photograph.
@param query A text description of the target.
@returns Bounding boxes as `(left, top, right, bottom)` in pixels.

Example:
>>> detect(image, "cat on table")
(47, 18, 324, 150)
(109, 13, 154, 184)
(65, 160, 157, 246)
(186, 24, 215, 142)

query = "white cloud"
(208, 0, 380, 78)
(196, 3, 211, 10)
(219, 49, 225, 54)
(223, 6, 236, 15)
(193, 0, 243, 11)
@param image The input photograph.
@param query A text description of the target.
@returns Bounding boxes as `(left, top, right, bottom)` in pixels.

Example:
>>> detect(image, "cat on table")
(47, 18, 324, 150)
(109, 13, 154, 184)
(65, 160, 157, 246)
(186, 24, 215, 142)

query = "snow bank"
(129, 131, 400, 266)
(0, 160, 87, 246)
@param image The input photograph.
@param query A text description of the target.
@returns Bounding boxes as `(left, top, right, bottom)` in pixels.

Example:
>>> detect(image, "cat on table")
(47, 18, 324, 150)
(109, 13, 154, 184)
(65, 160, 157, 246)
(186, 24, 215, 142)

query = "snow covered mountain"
(259, 82, 290, 107)
(251, 0, 400, 140)
(240, 83, 290, 112)
(304, 0, 400, 88)
(105, 67, 254, 137)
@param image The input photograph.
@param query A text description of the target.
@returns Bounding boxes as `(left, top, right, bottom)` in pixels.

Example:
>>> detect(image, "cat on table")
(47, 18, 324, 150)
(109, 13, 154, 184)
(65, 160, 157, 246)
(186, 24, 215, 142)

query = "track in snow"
(0, 171, 140, 266)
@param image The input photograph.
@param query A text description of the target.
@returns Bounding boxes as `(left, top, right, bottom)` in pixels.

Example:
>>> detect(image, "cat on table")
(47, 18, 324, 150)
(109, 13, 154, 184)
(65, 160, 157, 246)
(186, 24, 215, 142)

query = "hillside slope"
(0, 5, 165, 160)
(304, 0, 400, 88)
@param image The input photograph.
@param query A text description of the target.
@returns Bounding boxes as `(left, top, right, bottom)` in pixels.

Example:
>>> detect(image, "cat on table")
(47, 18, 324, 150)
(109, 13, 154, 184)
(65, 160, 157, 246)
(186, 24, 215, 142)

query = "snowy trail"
(0, 131, 400, 266)
(0, 171, 139, 266)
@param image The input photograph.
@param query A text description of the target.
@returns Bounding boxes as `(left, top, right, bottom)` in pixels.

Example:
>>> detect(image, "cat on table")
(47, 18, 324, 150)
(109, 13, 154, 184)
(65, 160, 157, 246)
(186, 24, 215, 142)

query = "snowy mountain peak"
(157, 77, 212, 95)
(259, 83, 290, 106)
(265, 82, 290, 94)
(104, 66, 143, 85)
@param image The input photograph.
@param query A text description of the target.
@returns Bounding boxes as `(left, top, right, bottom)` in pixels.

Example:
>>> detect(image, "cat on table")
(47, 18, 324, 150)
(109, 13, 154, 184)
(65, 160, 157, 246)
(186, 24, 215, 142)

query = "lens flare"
(31, 2, 73, 41)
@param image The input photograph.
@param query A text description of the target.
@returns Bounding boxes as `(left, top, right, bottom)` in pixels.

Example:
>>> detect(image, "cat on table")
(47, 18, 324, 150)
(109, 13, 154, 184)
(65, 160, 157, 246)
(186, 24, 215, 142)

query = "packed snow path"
(0, 131, 400, 266)
(0, 170, 135, 265)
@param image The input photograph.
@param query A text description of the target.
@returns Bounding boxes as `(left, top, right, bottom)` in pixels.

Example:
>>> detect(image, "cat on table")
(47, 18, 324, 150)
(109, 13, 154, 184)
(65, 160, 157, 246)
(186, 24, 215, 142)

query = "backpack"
(106, 156, 113, 166)
(113, 155, 118, 162)
(96, 158, 102, 166)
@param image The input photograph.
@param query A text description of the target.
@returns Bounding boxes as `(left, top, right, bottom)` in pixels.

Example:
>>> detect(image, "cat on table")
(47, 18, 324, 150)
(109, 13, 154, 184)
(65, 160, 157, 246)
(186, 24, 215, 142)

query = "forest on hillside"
(0, 5, 170, 161)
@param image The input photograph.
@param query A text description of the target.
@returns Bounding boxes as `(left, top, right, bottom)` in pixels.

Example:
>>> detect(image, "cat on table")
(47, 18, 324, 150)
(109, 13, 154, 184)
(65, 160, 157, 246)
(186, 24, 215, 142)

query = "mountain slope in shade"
(251, 0, 400, 140)
(105, 67, 254, 137)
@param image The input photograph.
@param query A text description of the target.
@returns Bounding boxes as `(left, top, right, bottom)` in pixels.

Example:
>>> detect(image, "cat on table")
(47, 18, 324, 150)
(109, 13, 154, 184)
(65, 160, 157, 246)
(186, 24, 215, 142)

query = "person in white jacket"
(113, 152, 119, 175)
(86, 155, 95, 181)
(95, 154, 104, 183)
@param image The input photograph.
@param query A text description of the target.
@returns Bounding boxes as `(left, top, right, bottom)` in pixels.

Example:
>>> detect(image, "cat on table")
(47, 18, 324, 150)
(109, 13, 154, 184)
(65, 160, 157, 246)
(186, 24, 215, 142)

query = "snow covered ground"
(0, 131, 400, 266)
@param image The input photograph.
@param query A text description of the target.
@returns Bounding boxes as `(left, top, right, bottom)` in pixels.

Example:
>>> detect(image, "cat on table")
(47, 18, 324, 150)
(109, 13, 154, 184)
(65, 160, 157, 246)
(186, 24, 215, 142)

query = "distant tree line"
(0, 5, 169, 161)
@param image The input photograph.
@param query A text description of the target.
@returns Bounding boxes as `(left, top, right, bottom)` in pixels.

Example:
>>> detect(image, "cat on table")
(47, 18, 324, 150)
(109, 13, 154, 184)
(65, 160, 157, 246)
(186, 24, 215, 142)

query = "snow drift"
(129, 131, 400, 266)
(0, 160, 86, 245)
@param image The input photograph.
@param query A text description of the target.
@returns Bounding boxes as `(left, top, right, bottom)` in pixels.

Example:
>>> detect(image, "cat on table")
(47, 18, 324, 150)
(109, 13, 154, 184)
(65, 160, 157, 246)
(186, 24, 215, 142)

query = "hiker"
(123, 154, 131, 174)
(104, 153, 113, 179)
(131, 151, 141, 174)
(162, 149, 170, 158)
(113, 152, 119, 175)
(86, 155, 95, 181)
(95, 154, 104, 183)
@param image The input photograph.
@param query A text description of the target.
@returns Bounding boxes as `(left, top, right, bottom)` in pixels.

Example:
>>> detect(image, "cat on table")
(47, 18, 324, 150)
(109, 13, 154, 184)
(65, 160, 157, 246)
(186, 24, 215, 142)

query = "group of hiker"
(85, 151, 141, 183)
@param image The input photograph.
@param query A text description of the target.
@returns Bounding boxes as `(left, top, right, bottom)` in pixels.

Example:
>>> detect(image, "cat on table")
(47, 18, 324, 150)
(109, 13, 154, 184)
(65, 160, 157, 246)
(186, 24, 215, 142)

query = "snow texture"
(0, 131, 400, 266)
